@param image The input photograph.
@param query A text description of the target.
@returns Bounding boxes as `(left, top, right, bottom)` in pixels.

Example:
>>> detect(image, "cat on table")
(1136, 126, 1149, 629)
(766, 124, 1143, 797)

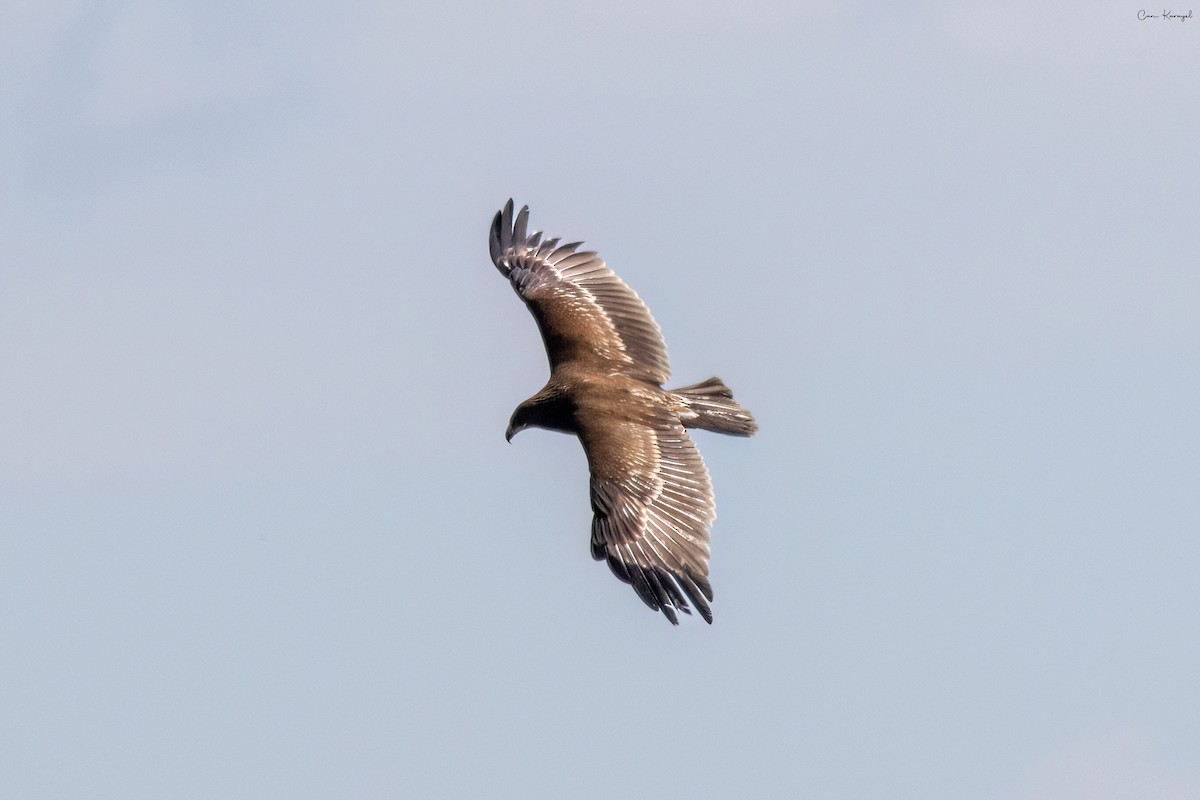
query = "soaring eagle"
(490, 200, 757, 624)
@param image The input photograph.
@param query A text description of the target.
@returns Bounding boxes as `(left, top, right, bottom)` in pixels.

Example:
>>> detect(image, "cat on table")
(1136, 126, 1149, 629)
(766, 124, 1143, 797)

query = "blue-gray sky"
(3, 2, 1198, 798)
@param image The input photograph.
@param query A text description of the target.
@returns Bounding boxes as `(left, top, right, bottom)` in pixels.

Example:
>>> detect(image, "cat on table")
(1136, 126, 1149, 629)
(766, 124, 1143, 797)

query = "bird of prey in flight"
(490, 200, 757, 624)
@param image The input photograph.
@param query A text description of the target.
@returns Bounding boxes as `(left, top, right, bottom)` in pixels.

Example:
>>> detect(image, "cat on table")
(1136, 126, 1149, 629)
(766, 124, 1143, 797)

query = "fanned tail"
(672, 377, 758, 437)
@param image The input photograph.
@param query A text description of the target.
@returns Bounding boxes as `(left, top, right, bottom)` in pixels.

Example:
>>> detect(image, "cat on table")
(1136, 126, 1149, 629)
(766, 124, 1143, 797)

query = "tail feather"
(672, 377, 758, 436)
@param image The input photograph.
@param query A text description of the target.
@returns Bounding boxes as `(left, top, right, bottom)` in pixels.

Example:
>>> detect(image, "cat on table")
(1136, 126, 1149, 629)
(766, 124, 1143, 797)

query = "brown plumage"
(490, 200, 757, 624)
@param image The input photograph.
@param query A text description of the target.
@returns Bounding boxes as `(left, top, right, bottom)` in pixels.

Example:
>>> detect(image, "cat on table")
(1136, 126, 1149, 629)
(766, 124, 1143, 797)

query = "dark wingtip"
(500, 199, 514, 249)
(594, 535, 714, 626)
(676, 570, 713, 623)
(491, 199, 530, 269)
(513, 203, 529, 246)
(489, 209, 504, 264)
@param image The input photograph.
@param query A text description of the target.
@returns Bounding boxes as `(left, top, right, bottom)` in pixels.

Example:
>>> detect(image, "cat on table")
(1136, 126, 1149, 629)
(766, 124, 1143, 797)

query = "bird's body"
(491, 200, 756, 624)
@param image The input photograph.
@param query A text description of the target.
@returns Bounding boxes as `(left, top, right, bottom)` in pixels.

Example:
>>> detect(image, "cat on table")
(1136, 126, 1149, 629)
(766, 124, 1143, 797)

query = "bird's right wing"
(579, 410, 716, 624)
(490, 199, 671, 384)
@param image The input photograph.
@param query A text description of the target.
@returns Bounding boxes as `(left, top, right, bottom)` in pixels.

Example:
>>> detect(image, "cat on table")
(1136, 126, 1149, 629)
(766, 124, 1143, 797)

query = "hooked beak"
(505, 424, 515, 443)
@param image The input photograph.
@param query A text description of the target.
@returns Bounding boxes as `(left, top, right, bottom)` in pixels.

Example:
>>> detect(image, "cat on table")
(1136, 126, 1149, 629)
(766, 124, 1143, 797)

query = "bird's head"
(505, 403, 533, 443)
(505, 388, 570, 442)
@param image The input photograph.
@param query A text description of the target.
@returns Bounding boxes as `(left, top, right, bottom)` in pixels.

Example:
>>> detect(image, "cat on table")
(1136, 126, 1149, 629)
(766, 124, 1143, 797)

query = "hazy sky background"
(3, 2, 1198, 798)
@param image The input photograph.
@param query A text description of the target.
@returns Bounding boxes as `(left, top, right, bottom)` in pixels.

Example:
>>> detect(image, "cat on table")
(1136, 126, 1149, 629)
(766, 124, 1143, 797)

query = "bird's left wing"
(579, 410, 717, 624)
(490, 199, 671, 384)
